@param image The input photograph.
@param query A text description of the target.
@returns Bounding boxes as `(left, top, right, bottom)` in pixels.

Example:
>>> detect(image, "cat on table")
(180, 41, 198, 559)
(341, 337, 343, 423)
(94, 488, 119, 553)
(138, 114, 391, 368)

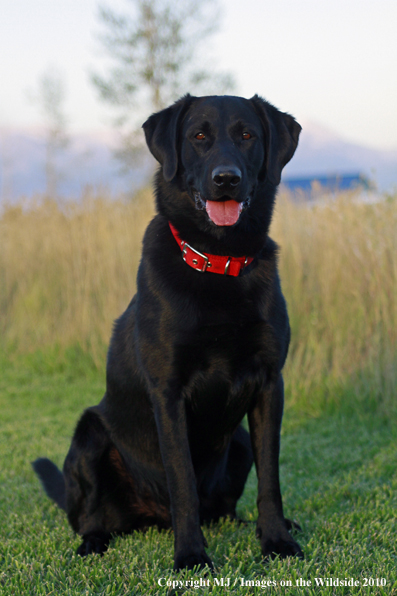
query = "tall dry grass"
(1, 188, 396, 410)
(272, 191, 396, 412)
(0, 189, 155, 364)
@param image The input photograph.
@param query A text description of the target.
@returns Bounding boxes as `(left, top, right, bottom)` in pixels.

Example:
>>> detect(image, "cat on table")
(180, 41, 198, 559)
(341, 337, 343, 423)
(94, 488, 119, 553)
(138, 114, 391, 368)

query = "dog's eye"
(195, 132, 206, 140)
(242, 132, 252, 140)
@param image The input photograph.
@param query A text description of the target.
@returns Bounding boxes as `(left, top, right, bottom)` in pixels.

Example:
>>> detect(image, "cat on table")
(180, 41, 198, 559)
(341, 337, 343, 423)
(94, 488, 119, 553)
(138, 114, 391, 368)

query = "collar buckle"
(181, 241, 209, 272)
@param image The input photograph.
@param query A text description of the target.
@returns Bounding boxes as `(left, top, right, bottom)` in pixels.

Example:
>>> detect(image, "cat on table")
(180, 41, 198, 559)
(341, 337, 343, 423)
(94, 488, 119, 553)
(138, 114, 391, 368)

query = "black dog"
(33, 94, 303, 570)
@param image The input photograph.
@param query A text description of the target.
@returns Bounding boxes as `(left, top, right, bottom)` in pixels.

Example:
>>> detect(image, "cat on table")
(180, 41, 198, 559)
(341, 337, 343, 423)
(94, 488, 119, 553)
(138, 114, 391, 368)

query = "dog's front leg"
(153, 392, 213, 571)
(248, 374, 303, 560)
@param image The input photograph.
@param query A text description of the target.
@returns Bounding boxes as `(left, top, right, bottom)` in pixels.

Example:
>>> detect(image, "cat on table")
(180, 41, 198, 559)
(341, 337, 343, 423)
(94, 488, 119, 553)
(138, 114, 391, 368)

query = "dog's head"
(143, 94, 301, 249)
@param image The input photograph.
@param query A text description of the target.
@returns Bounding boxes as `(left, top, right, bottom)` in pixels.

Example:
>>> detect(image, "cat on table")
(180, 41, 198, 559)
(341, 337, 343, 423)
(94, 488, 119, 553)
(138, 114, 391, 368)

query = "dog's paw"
(257, 526, 303, 560)
(76, 532, 111, 557)
(284, 517, 302, 532)
(173, 551, 214, 571)
(261, 536, 303, 560)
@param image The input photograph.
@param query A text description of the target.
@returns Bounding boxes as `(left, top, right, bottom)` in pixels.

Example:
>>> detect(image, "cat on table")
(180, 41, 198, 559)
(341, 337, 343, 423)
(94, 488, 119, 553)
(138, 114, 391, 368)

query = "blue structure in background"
(281, 173, 371, 193)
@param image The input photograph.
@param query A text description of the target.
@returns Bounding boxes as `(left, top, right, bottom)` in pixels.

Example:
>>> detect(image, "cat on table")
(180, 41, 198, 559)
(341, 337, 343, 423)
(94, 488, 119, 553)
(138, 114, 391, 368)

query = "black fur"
(32, 458, 66, 510)
(33, 94, 303, 569)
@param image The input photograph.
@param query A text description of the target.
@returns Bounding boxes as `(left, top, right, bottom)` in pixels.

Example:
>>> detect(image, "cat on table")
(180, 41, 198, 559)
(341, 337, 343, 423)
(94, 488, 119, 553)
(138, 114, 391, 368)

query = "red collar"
(169, 222, 254, 277)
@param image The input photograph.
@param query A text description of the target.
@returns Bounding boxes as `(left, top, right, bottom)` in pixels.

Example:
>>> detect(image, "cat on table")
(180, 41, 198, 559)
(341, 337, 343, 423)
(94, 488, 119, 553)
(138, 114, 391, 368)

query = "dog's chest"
(177, 318, 279, 416)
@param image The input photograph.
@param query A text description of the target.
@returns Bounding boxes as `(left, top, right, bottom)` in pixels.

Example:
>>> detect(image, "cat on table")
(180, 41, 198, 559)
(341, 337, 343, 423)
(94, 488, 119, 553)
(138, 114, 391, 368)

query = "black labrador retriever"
(33, 94, 303, 570)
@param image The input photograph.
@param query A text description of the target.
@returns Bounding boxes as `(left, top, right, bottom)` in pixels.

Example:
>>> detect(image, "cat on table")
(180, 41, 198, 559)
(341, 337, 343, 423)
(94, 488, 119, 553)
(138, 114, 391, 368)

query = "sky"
(1, 0, 397, 150)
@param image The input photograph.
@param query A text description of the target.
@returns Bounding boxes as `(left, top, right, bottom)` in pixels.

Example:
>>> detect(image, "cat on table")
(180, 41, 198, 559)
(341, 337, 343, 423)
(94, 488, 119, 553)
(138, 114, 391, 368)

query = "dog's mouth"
(194, 192, 251, 226)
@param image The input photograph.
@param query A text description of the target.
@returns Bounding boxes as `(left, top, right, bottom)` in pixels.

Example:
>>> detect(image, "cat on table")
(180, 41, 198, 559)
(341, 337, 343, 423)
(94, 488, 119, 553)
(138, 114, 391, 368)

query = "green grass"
(1, 355, 396, 595)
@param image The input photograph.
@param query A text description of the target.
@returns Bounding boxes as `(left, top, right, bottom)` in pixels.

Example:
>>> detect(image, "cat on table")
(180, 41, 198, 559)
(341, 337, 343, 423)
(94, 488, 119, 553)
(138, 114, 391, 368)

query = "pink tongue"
(206, 200, 242, 226)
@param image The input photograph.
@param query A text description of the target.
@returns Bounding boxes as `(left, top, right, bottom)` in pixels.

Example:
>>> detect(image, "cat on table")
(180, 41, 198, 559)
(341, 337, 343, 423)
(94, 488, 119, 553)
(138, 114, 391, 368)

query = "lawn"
(1, 356, 396, 595)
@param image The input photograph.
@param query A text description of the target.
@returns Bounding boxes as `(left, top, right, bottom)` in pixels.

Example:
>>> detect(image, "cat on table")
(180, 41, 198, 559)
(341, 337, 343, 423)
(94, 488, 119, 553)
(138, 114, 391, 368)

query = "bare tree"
(92, 0, 234, 165)
(0, 132, 15, 201)
(32, 67, 70, 197)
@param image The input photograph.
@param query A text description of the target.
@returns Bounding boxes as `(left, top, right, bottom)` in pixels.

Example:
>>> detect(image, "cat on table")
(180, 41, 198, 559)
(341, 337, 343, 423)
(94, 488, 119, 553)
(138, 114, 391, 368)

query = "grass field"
(1, 189, 396, 594)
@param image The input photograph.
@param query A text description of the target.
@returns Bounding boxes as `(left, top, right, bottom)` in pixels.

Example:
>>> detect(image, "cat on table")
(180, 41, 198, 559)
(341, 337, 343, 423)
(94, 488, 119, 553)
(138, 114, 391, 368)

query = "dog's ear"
(250, 95, 301, 185)
(142, 94, 194, 182)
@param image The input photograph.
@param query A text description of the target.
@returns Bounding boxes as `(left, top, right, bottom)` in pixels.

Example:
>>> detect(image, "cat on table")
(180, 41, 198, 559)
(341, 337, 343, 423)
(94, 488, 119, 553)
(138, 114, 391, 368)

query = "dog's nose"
(212, 166, 242, 188)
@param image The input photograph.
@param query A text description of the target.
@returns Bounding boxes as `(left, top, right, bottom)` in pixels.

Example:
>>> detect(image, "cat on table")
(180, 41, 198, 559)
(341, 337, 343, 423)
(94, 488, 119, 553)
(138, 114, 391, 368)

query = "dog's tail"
(32, 458, 66, 511)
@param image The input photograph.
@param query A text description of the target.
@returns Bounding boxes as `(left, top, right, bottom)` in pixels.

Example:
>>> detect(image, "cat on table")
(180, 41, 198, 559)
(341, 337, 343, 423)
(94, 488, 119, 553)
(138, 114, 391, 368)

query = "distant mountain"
(1, 123, 396, 201)
(0, 128, 155, 201)
(282, 121, 397, 192)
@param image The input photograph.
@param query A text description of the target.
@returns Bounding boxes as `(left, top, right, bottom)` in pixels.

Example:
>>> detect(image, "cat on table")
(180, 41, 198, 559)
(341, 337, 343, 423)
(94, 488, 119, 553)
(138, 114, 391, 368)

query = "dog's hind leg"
(199, 424, 253, 523)
(63, 406, 171, 556)
(223, 424, 254, 519)
(63, 407, 135, 556)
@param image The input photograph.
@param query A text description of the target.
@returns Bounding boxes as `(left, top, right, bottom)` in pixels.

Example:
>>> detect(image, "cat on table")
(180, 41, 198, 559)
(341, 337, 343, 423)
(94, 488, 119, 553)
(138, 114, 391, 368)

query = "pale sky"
(1, 0, 396, 150)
